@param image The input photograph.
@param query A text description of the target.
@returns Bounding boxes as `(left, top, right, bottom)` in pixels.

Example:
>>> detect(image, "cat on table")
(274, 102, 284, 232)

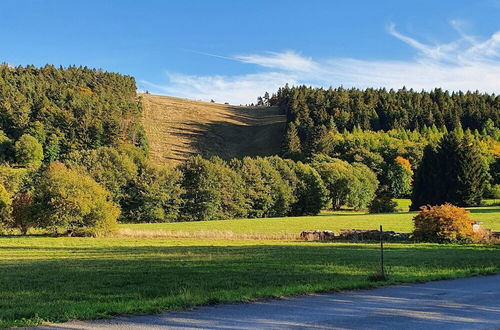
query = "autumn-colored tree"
(11, 193, 37, 235)
(386, 156, 413, 198)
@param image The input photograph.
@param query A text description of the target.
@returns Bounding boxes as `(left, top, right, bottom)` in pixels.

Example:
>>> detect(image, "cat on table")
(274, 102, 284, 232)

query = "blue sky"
(2, 0, 500, 104)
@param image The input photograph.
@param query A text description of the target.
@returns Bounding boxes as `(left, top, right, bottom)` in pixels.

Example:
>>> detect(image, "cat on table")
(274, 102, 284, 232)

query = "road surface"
(41, 275, 500, 329)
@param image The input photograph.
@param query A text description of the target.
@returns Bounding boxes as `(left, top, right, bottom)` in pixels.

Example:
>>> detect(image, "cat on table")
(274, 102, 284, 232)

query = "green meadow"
(1, 204, 499, 327)
(120, 205, 500, 238)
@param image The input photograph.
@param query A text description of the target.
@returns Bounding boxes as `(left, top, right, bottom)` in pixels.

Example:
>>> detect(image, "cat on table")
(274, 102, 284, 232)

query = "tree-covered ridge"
(0, 64, 144, 163)
(269, 85, 500, 155)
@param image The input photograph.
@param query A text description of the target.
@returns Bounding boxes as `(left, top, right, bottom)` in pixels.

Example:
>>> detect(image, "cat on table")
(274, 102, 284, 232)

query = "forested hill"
(0, 64, 145, 163)
(267, 85, 500, 155)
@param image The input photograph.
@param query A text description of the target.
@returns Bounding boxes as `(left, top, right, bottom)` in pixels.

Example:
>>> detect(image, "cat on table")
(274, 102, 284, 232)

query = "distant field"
(141, 94, 286, 166)
(120, 206, 500, 238)
(1, 237, 499, 327)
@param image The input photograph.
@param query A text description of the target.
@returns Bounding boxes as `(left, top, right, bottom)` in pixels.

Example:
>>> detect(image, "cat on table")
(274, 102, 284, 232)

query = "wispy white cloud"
(141, 72, 298, 105)
(234, 50, 318, 72)
(141, 22, 500, 104)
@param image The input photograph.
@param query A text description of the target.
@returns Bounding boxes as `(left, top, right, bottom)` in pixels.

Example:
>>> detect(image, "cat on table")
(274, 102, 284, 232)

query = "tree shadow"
(469, 207, 500, 214)
(1, 242, 499, 327)
(165, 106, 286, 162)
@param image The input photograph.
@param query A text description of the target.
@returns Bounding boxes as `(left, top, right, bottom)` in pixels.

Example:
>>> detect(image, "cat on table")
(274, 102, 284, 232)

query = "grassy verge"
(1, 236, 499, 327)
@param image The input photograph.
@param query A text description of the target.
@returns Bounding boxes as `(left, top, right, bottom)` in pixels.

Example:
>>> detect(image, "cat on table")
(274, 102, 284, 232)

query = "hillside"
(141, 94, 286, 166)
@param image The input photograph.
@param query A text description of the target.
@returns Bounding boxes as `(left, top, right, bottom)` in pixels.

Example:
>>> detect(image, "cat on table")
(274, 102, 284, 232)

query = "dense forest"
(0, 64, 146, 160)
(267, 85, 500, 155)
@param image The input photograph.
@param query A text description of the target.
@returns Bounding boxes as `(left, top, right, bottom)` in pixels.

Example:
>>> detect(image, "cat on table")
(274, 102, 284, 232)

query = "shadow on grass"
(0, 242, 499, 327)
(168, 107, 286, 162)
(468, 207, 500, 214)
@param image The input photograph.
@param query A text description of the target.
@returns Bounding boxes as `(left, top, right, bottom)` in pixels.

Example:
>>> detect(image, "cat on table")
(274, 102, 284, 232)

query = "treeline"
(0, 64, 146, 165)
(270, 85, 500, 156)
(0, 148, 384, 235)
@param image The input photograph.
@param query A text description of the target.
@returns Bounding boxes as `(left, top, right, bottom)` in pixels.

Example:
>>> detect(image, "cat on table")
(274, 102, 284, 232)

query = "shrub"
(368, 195, 397, 213)
(413, 204, 475, 243)
(14, 134, 44, 168)
(33, 162, 119, 236)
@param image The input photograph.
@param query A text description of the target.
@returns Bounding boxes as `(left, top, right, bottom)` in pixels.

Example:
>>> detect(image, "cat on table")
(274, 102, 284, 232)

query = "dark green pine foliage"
(410, 144, 441, 210)
(283, 122, 302, 157)
(266, 85, 500, 156)
(454, 136, 489, 205)
(0, 64, 144, 162)
(410, 132, 488, 209)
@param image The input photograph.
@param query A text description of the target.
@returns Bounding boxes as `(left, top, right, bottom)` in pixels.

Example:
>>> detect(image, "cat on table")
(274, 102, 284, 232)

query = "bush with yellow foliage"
(413, 203, 475, 243)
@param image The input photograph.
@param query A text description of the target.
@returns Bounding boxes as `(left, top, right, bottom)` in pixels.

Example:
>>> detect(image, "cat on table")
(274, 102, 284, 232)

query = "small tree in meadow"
(413, 204, 475, 243)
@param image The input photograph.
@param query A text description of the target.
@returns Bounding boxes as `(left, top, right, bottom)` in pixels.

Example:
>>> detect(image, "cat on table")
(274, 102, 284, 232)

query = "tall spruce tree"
(283, 122, 302, 157)
(454, 135, 489, 205)
(410, 132, 488, 209)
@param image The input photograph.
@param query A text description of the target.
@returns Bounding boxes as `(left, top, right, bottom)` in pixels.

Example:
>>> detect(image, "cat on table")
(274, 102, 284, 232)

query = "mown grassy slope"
(141, 94, 286, 166)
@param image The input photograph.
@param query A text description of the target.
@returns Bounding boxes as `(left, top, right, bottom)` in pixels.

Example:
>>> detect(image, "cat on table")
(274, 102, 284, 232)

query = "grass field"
(120, 206, 500, 239)
(1, 237, 499, 327)
(141, 94, 286, 166)
(1, 203, 499, 327)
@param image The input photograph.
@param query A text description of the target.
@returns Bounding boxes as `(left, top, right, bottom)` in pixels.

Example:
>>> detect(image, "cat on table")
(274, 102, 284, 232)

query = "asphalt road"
(41, 275, 500, 329)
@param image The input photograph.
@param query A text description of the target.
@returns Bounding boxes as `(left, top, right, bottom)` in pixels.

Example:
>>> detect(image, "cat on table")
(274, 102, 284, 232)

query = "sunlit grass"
(120, 205, 500, 237)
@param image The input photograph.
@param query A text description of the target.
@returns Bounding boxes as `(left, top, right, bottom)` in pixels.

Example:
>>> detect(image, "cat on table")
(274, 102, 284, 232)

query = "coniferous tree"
(410, 132, 488, 209)
(453, 135, 489, 205)
(283, 122, 302, 157)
